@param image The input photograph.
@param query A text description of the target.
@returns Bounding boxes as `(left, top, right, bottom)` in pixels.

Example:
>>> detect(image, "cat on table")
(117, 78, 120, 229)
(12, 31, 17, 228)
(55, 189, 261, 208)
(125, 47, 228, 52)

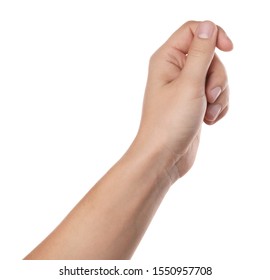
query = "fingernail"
(206, 104, 222, 121)
(197, 21, 215, 39)
(209, 87, 222, 102)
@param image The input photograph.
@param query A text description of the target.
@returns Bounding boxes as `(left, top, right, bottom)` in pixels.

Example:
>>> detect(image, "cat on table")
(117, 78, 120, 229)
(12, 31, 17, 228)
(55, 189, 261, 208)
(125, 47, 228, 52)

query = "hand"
(24, 20, 233, 260)
(135, 21, 233, 181)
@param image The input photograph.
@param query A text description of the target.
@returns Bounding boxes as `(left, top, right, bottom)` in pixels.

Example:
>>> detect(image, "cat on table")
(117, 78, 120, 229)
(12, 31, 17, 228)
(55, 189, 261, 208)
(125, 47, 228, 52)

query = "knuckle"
(149, 46, 166, 65)
(189, 45, 212, 58)
(149, 50, 159, 65)
(183, 20, 198, 27)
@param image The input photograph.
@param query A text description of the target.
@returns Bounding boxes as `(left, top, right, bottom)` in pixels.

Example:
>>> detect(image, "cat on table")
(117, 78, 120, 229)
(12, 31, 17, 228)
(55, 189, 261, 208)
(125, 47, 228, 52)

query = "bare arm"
(24, 21, 233, 260)
(25, 138, 172, 259)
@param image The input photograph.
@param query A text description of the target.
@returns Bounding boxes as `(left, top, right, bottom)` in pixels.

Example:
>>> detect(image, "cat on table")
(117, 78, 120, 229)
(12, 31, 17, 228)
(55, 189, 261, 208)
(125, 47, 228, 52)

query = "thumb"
(181, 21, 218, 85)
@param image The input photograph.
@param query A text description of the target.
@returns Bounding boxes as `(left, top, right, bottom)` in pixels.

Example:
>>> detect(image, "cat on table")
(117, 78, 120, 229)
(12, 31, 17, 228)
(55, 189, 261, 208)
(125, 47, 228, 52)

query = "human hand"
(135, 21, 233, 181)
(24, 20, 233, 260)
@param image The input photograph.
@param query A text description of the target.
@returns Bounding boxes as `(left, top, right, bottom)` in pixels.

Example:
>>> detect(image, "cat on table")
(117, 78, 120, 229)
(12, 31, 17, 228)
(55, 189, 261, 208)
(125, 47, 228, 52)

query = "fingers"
(165, 20, 233, 87)
(204, 90, 229, 125)
(206, 54, 228, 102)
(216, 25, 234, 52)
(149, 20, 233, 87)
(166, 20, 233, 54)
(204, 54, 229, 125)
(180, 21, 218, 85)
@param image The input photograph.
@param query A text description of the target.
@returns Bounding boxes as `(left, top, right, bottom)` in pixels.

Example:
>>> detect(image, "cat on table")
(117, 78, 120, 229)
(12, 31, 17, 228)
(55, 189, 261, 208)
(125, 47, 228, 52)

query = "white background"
(0, 0, 269, 279)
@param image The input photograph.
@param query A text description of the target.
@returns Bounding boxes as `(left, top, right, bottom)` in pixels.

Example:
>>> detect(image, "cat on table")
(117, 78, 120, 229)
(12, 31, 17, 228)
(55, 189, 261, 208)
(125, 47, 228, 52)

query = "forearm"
(24, 137, 174, 260)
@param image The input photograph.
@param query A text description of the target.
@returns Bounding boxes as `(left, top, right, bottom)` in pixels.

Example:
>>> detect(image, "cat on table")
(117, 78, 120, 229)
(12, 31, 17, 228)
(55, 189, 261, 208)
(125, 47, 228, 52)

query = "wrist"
(124, 133, 180, 187)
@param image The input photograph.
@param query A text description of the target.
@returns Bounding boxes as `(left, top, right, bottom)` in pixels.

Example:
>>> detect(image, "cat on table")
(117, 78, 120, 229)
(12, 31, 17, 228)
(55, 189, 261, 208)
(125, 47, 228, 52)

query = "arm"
(24, 21, 233, 260)
(25, 139, 173, 260)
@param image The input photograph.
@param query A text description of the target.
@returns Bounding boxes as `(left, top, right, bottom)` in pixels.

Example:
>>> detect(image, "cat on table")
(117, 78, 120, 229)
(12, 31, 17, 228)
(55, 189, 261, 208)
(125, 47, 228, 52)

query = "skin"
(24, 20, 233, 260)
